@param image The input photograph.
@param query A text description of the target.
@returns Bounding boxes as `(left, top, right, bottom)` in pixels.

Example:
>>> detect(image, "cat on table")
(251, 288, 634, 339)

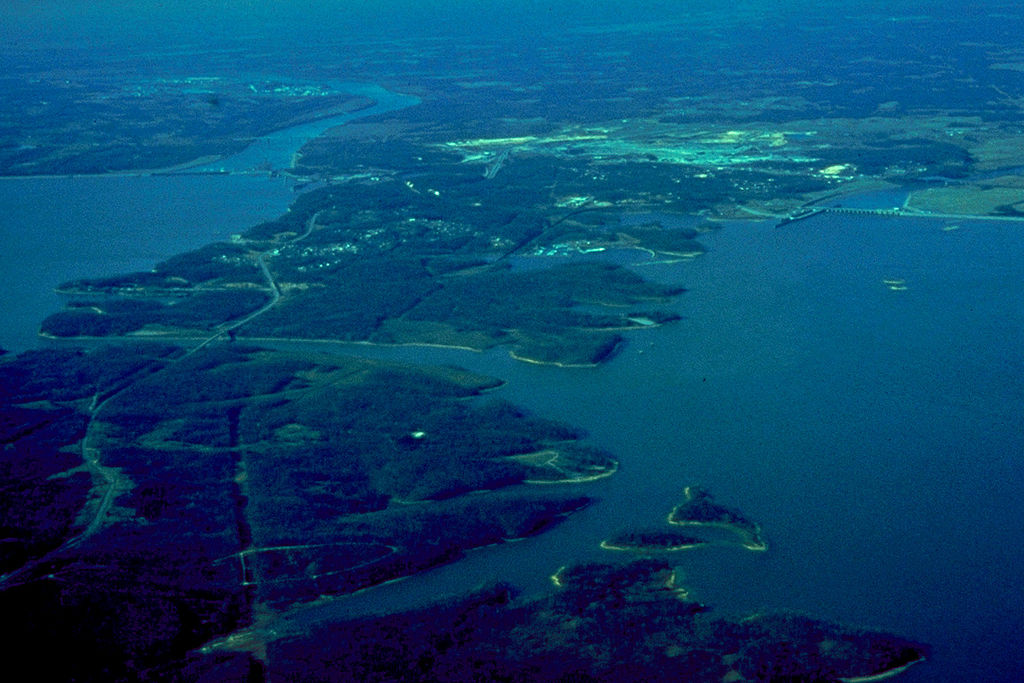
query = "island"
(599, 487, 765, 553)
(600, 528, 707, 552)
(668, 486, 768, 551)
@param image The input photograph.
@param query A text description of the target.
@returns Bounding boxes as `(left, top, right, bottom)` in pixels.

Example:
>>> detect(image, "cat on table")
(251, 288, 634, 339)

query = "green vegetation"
(601, 528, 706, 552)
(668, 486, 767, 551)
(0, 345, 177, 403)
(264, 560, 928, 682)
(54, 239, 284, 297)
(46, 173, 690, 364)
(19, 10, 1020, 675)
(0, 71, 371, 175)
(532, 217, 709, 258)
(237, 182, 687, 365)
(0, 345, 605, 679)
(41, 290, 270, 338)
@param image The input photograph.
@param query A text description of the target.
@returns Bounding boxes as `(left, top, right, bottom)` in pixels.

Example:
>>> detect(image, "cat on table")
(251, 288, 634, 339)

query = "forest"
(267, 560, 928, 682)
(0, 344, 610, 679)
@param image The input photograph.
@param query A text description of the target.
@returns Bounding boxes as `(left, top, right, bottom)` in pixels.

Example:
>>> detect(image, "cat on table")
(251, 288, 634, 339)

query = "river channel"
(0, 81, 419, 353)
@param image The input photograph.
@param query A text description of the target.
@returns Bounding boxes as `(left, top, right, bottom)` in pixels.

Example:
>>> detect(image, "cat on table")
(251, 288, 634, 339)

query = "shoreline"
(507, 351, 602, 369)
(838, 658, 925, 682)
(40, 331, 490, 355)
(523, 463, 618, 485)
(599, 539, 704, 552)
(666, 515, 768, 552)
(0, 94, 381, 181)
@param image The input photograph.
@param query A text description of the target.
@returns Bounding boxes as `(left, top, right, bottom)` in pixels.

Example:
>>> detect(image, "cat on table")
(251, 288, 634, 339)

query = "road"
(0, 210, 323, 589)
(187, 209, 321, 356)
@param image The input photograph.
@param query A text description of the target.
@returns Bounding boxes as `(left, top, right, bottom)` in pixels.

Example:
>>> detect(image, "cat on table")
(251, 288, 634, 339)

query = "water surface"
(188, 82, 420, 173)
(3, 130, 1021, 682)
(0, 81, 419, 353)
(279, 214, 1024, 682)
(0, 173, 295, 352)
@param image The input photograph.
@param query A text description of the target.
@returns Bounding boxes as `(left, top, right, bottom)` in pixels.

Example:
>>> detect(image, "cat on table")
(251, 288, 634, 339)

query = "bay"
(274, 214, 1024, 682)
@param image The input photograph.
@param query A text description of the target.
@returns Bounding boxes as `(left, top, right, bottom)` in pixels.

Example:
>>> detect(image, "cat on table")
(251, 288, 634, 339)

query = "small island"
(600, 528, 707, 552)
(599, 487, 765, 554)
(668, 486, 768, 551)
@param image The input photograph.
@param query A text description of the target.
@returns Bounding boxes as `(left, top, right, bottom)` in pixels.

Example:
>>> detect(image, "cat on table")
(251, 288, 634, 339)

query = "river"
(187, 82, 419, 173)
(0, 82, 420, 354)
(2, 86, 1022, 680)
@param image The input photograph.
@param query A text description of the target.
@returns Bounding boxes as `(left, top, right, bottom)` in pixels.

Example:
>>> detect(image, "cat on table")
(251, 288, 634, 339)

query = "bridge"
(483, 149, 511, 180)
(775, 205, 1024, 227)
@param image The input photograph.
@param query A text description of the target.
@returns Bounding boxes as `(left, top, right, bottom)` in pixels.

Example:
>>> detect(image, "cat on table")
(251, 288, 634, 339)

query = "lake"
(272, 213, 1024, 682)
(0, 173, 296, 353)
(0, 81, 420, 354)
(2, 110, 1022, 680)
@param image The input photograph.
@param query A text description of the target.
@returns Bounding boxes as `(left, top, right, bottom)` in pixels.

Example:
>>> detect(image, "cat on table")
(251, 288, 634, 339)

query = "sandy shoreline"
(838, 658, 924, 682)
(599, 539, 704, 552)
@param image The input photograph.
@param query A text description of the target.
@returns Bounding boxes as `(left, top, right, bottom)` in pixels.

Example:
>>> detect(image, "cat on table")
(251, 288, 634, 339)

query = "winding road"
(0, 211, 322, 589)
(187, 209, 320, 356)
